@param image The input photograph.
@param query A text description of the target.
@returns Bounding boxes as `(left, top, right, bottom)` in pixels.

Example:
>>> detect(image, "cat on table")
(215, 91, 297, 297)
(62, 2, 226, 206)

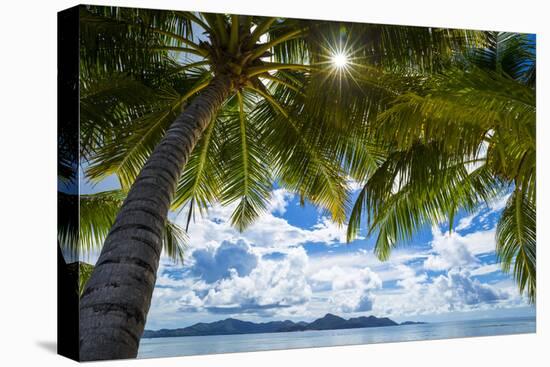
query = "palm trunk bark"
(79, 75, 232, 361)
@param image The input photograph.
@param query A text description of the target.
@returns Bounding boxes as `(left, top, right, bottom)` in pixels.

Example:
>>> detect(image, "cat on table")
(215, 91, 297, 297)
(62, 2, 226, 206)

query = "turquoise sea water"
(138, 316, 535, 359)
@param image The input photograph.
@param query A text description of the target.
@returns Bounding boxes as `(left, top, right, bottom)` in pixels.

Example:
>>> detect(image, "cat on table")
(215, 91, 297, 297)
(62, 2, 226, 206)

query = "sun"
(331, 52, 349, 68)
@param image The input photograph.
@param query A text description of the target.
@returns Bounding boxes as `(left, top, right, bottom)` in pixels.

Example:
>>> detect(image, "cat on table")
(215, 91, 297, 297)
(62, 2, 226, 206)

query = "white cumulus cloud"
(178, 246, 312, 317)
(423, 226, 498, 271)
(374, 269, 511, 317)
(182, 197, 352, 254)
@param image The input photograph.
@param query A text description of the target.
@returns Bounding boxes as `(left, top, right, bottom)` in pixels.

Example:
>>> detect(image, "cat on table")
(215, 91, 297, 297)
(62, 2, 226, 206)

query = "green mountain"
(142, 313, 404, 338)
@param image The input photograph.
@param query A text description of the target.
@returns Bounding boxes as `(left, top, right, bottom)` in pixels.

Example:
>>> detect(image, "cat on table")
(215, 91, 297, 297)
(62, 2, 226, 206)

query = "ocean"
(137, 316, 535, 359)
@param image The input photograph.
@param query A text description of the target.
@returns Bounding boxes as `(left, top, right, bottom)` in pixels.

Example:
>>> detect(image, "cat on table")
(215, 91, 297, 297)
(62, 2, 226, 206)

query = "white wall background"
(0, 0, 547, 366)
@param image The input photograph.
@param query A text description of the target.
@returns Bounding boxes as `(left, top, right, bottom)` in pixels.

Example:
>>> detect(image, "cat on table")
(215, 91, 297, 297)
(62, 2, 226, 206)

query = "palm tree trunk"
(79, 75, 233, 361)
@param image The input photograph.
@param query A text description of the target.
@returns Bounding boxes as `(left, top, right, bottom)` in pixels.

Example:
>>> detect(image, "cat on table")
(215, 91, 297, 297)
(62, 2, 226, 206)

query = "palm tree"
(77, 5, 481, 360)
(347, 32, 536, 302)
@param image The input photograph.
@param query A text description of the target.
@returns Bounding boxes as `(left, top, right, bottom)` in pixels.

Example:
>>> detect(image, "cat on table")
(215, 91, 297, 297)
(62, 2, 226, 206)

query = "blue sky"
(81, 174, 534, 330)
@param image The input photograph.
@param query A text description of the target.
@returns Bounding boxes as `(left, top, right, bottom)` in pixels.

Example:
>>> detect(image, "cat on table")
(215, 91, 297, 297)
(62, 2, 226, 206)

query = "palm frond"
(85, 71, 212, 189)
(80, 6, 203, 77)
(66, 261, 95, 297)
(249, 82, 349, 224)
(496, 186, 536, 302)
(469, 32, 536, 83)
(79, 190, 127, 254)
(171, 97, 226, 229)
(58, 190, 187, 263)
(218, 91, 273, 231)
(163, 220, 188, 263)
(348, 143, 503, 259)
(80, 73, 164, 158)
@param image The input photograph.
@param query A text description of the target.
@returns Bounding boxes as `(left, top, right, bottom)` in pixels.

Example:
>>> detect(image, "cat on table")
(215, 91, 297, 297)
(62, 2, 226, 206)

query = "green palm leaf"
(58, 190, 187, 263)
(496, 186, 536, 302)
(348, 33, 536, 302)
(171, 105, 224, 230)
(348, 143, 502, 258)
(219, 91, 273, 231)
(250, 82, 350, 224)
(80, 6, 201, 77)
(85, 72, 212, 189)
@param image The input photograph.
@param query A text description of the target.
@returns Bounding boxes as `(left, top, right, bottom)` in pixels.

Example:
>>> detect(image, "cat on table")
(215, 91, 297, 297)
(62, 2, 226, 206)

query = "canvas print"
(57, 4, 536, 362)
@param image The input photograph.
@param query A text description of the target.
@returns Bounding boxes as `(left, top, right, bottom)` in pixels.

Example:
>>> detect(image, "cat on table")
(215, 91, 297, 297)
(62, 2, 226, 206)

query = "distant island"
(142, 313, 427, 338)
(400, 321, 428, 325)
